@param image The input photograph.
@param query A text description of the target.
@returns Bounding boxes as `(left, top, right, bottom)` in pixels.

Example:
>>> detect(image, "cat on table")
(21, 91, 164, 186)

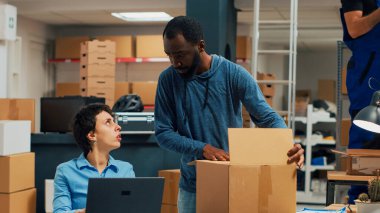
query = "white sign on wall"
(0, 4, 17, 41)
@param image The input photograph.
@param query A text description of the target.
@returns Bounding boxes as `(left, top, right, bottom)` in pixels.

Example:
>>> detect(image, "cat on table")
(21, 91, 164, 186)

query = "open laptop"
(86, 177, 164, 213)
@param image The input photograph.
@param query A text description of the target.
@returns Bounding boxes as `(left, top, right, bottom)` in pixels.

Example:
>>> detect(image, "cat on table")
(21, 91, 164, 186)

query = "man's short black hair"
(163, 16, 204, 44)
(72, 103, 113, 156)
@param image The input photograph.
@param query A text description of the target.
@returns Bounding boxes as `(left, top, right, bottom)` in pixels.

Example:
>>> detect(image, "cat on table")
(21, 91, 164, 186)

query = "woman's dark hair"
(163, 16, 204, 44)
(72, 103, 113, 156)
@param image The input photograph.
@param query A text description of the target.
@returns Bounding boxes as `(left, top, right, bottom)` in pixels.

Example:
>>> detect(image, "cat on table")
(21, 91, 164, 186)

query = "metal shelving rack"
(295, 105, 336, 204)
(336, 41, 351, 168)
(251, 0, 298, 130)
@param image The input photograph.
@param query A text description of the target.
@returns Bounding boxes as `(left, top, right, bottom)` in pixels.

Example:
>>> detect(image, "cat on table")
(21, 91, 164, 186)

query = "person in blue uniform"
(154, 16, 305, 213)
(53, 103, 135, 213)
(340, 0, 380, 203)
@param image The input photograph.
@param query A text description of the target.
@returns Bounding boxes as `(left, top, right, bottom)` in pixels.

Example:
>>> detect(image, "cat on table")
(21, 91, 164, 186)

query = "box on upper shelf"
(136, 35, 167, 58)
(55, 36, 90, 59)
(95, 36, 134, 58)
(80, 40, 115, 54)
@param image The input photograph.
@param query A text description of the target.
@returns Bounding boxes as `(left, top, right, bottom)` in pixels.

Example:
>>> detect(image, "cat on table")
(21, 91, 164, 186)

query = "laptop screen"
(86, 177, 164, 213)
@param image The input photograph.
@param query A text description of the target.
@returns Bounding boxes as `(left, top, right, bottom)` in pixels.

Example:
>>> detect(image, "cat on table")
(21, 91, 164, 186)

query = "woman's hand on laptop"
(75, 209, 86, 213)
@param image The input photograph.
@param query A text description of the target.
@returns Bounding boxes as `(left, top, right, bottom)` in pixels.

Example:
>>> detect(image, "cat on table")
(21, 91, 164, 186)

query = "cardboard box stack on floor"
(0, 120, 36, 213)
(257, 72, 275, 107)
(80, 40, 116, 107)
(158, 169, 180, 213)
(195, 128, 297, 213)
(0, 99, 36, 133)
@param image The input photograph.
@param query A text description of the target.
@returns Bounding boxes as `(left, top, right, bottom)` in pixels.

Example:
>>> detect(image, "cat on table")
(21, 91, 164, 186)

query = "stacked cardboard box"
(0, 99, 35, 132)
(318, 79, 336, 103)
(55, 36, 90, 59)
(158, 169, 180, 213)
(0, 121, 36, 213)
(55, 82, 131, 102)
(195, 128, 296, 213)
(257, 72, 275, 107)
(80, 40, 116, 107)
(295, 90, 310, 116)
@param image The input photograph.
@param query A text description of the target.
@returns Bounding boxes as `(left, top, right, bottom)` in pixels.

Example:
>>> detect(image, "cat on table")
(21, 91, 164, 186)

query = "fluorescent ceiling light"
(111, 12, 173, 22)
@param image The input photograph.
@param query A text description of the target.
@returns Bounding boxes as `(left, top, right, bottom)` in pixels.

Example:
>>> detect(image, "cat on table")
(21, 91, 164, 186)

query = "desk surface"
(325, 204, 357, 212)
(328, 171, 375, 181)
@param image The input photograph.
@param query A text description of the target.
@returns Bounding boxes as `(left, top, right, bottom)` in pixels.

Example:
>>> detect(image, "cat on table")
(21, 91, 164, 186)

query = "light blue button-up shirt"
(53, 153, 135, 213)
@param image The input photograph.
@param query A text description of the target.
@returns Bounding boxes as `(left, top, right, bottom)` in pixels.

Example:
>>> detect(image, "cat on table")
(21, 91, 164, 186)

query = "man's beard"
(177, 51, 201, 79)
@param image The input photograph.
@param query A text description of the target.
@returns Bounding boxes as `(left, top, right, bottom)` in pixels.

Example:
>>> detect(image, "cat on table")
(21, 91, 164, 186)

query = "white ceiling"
(7, 0, 343, 50)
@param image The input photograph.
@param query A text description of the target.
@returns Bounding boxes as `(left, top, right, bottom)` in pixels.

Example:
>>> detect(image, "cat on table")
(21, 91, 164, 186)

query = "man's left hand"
(287, 144, 304, 169)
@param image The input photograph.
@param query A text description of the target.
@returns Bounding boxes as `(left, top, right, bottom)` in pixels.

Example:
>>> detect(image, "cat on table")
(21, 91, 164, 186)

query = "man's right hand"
(203, 144, 230, 161)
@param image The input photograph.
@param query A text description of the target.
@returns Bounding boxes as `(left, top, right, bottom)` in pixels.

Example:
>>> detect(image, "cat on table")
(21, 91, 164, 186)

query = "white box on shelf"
(0, 4, 17, 41)
(0, 120, 31, 156)
(45, 179, 54, 213)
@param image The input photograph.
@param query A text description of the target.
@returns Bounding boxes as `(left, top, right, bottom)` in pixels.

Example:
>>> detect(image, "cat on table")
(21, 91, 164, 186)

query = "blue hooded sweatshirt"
(154, 55, 287, 193)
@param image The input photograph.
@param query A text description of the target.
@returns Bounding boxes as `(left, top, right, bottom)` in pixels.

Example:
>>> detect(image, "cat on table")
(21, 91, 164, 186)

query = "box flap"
(332, 149, 380, 157)
(228, 128, 293, 165)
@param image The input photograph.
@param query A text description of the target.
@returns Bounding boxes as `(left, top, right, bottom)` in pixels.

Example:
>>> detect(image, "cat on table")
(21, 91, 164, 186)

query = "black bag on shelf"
(40, 96, 105, 133)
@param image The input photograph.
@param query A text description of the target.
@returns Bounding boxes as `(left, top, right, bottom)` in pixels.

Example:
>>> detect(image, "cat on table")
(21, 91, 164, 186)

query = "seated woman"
(53, 103, 135, 213)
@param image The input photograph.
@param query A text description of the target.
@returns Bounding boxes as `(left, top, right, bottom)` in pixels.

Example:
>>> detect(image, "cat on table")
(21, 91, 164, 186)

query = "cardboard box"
(136, 35, 166, 58)
(131, 81, 158, 105)
(96, 36, 134, 58)
(318, 79, 336, 103)
(341, 119, 351, 146)
(56, 82, 80, 97)
(195, 128, 296, 213)
(0, 120, 31, 156)
(80, 63, 115, 77)
(55, 36, 89, 59)
(80, 87, 115, 107)
(295, 90, 310, 116)
(158, 169, 180, 205)
(342, 69, 347, 95)
(0, 152, 35, 193)
(115, 82, 131, 101)
(45, 179, 54, 213)
(259, 84, 275, 97)
(0, 188, 36, 213)
(332, 149, 380, 176)
(80, 40, 115, 54)
(80, 52, 116, 65)
(236, 36, 252, 59)
(0, 99, 35, 133)
(265, 95, 273, 107)
(161, 204, 178, 213)
(80, 76, 115, 89)
(257, 72, 276, 81)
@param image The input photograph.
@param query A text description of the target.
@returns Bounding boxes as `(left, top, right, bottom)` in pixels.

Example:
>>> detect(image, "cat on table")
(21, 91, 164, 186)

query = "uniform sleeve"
(341, 0, 363, 13)
(53, 165, 76, 213)
(234, 66, 287, 128)
(154, 72, 206, 157)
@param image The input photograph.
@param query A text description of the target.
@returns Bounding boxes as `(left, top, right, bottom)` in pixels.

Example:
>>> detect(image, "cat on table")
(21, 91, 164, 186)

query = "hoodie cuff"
(196, 143, 207, 159)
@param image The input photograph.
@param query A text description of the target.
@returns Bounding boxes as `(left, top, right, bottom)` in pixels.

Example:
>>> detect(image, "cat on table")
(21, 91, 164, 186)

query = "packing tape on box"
(8, 99, 19, 118)
(258, 165, 271, 212)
